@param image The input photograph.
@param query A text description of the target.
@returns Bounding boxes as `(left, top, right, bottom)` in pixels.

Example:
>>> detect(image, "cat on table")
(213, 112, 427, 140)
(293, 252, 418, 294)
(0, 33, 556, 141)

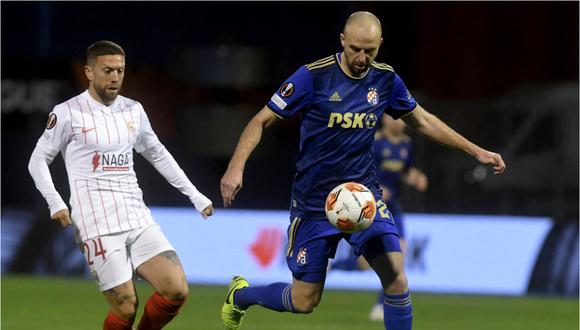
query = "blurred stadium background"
(1, 2, 578, 329)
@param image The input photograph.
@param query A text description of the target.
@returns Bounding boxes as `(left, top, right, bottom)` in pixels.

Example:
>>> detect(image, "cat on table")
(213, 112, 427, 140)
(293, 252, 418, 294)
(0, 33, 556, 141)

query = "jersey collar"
(335, 53, 370, 80)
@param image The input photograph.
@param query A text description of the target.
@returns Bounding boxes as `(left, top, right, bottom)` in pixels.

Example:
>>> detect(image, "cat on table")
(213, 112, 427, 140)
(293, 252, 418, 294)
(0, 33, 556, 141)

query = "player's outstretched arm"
(136, 105, 213, 218)
(402, 105, 506, 174)
(221, 106, 278, 207)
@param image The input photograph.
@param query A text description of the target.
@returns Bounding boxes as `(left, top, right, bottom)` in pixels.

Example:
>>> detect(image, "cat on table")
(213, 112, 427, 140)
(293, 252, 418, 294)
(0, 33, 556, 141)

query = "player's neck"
(338, 51, 358, 77)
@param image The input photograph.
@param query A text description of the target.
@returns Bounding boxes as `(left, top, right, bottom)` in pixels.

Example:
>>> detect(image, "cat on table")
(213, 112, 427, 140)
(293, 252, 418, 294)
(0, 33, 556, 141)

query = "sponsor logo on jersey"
(82, 127, 96, 134)
(327, 112, 378, 129)
(367, 88, 379, 106)
(329, 91, 342, 102)
(46, 113, 57, 130)
(91, 151, 130, 172)
(92, 151, 101, 172)
(365, 113, 378, 128)
(279, 82, 295, 98)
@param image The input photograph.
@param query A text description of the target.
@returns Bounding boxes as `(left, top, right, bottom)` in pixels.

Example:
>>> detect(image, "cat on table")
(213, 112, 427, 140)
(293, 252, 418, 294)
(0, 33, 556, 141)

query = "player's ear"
(380, 37, 384, 45)
(340, 33, 346, 48)
(84, 65, 93, 82)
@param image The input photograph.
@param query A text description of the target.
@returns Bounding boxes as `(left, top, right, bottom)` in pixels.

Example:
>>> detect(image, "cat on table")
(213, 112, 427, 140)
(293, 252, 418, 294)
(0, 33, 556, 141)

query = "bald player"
(220, 12, 505, 330)
(28, 40, 214, 330)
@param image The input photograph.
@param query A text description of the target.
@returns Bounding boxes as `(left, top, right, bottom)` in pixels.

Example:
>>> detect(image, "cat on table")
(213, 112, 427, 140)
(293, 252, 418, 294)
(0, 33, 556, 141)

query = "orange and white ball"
(325, 182, 376, 233)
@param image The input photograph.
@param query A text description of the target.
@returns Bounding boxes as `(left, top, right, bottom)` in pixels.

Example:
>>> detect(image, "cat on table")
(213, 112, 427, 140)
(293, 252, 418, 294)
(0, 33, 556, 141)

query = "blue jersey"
(374, 134, 414, 200)
(266, 54, 417, 221)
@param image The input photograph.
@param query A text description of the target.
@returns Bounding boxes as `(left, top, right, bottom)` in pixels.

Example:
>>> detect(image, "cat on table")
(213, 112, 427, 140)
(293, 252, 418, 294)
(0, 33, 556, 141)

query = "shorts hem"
(98, 274, 133, 292)
(132, 247, 176, 271)
(292, 271, 326, 283)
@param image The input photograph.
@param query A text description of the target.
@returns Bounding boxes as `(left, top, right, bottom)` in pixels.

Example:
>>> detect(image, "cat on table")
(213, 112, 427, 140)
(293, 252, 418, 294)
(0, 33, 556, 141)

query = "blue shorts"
(388, 199, 405, 239)
(286, 200, 401, 283)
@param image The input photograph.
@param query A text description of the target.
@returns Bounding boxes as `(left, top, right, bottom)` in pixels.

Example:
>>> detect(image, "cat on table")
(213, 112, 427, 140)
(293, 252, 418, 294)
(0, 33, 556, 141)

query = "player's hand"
(415, 172, 429, 192)
(415, 171, 428, 191)
(475, 148, 506, 175)
(406, 168, 428, 191)
(221, 167, 243, 207)
(201, 204, 214, 219)
(52, 208, 71, 227)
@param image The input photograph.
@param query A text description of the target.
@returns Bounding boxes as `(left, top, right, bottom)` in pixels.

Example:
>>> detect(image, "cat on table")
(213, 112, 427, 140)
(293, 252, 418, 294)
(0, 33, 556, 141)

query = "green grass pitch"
(1, 275, 577, 329)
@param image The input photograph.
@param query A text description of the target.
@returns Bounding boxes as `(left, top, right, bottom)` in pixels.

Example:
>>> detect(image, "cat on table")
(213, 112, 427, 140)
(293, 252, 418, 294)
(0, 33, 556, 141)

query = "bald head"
(339, 11, 383, 77)
(343, 11, 382, 38)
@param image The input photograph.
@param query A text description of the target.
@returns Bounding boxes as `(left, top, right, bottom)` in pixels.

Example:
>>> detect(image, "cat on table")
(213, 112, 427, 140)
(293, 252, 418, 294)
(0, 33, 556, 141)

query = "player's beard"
(349, 59, 370, 77)
(95, 85, 121, 105)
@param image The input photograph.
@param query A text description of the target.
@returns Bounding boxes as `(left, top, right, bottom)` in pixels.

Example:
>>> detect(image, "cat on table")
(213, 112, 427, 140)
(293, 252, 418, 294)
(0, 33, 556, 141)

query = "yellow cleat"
(221, 275, 250, 329)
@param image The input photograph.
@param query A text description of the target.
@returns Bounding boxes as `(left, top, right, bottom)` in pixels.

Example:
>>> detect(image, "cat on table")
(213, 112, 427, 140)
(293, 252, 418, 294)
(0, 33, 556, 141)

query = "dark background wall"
(2, 1, 578, 222)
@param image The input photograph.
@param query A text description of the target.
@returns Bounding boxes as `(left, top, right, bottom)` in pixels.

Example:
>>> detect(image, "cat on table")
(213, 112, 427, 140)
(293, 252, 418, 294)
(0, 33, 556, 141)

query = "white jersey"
(29, 90, 212, 241)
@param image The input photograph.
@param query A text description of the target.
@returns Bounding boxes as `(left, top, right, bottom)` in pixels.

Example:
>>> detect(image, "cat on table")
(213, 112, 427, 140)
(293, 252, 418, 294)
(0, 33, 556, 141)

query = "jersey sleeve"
(385, 73, 417, 119)
(266, 66, 314, 119)
(39, 105, 73, 155)
(28, 105, 73, 216)
(134, 104, 212, 212)
(133, 103, 160, 153)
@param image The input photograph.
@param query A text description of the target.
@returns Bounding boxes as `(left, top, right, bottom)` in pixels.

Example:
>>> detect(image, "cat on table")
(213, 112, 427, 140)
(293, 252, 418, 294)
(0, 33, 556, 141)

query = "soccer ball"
(325, 182, 376, 233)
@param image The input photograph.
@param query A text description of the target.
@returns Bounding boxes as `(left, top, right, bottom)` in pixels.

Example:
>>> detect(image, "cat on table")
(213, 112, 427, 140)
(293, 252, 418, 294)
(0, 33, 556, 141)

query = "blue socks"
(232, 281, 412, 330)
(383, 291, 413, 330)
(234, 282, 296, 312)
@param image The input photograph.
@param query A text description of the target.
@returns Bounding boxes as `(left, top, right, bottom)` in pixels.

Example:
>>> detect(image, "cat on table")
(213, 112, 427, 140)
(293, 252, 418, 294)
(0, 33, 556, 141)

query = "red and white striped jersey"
(29, 90, 212, 241)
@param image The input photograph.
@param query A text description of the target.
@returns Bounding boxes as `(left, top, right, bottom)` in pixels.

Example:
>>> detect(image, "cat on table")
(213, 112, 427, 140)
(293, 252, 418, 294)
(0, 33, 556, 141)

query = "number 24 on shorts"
(82, 238, 107, 265)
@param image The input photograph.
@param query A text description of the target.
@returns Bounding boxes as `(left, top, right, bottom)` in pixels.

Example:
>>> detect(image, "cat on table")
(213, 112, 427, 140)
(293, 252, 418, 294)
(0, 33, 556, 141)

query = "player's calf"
(137, 292, 185, 330)
(104, 311, 135, 330)
(103, 284, 138, 330)
(291, 287, 322, 313)
(103, 283, 139, 321)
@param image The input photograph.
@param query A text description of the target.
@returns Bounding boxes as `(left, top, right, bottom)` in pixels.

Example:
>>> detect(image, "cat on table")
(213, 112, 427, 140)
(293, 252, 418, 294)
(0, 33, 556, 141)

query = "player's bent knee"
(159, 282, 189, 301)
(114, 296, 138, 320)
(385, 272, 409, 295)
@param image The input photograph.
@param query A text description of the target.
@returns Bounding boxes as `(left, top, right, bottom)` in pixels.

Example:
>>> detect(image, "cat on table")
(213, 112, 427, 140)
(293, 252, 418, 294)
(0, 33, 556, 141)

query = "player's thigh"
(347, 199, 401, 258)
(369, 251, 404, 278)
(137, 251, 188, 299)
(81, 232, 133, 292)
(130, 225, 187, 298)
(360, 233, 404, 281)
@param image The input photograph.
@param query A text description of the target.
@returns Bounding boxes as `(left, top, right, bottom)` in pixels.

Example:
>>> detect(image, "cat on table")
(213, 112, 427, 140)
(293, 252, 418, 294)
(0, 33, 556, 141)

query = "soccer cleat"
(221, 275, 250, 329)
(368, 303, 384, 322)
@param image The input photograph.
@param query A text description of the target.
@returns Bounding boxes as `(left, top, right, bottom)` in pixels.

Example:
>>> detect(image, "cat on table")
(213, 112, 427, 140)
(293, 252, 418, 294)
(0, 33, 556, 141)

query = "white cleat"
(368, 303, 384, 322)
